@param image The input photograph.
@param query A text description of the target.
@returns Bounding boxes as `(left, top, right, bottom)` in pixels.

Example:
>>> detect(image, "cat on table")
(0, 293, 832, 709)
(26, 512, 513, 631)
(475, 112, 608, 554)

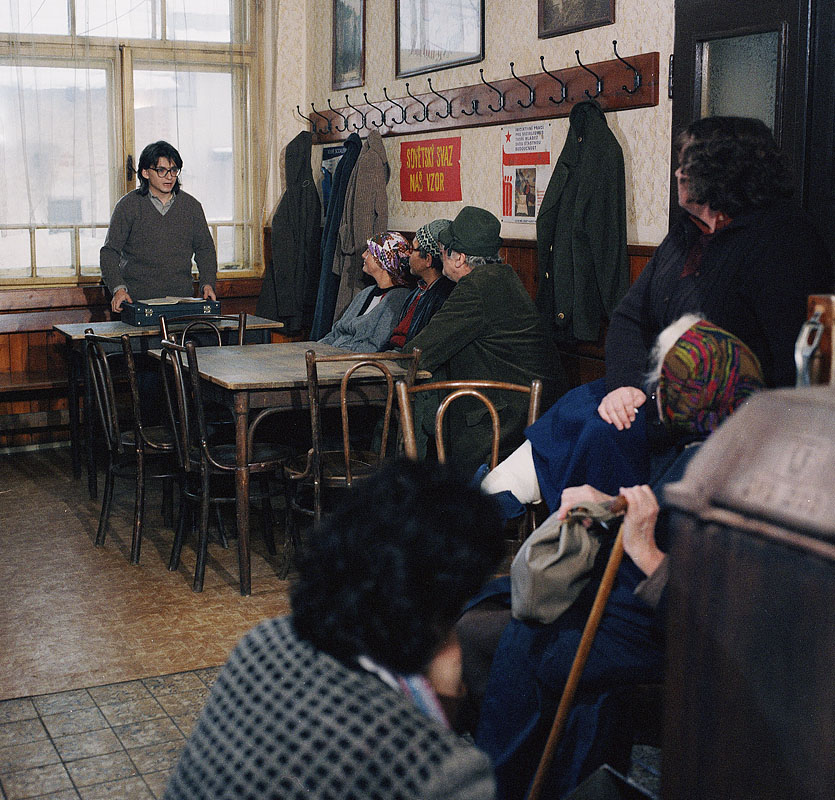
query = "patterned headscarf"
(658, 318, 765, 439)
(367, 232, 411, 287)
(415, 219, 452, 260)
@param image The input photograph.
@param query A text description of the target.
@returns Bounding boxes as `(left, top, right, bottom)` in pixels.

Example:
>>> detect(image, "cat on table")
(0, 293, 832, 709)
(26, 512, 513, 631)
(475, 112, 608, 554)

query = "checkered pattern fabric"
(164, 616, 495, 800)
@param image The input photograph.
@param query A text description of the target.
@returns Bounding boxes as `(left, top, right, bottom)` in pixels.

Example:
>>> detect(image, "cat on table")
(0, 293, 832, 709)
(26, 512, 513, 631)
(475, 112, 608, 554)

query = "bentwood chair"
(160, 338, 288, 592)
(281, 349, 421, 576)
(396, 378, 543, 539)
(85, 331, 176, 564)
(160, 312, 247, 347)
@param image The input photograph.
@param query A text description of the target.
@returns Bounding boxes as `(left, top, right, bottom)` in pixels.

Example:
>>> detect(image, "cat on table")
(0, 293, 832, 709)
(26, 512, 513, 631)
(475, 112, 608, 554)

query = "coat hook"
(296, 105, 319, 133)
(575, 50, 603, 99)
(327, 98, 349, 132)
(612, 40, 641, 94)
(344, 94, 367, 131)
(405, 82, 429, 122)
(539, 55, 567, 105)
(310, 102, 332, 134)
(383, 87, 407, 125)
(509, 62, 535, 108)
(479, 69, 505, 113)
(363, 92, 386, 127)
(427, 78, 453, 119)
(460, 98, 480, 117)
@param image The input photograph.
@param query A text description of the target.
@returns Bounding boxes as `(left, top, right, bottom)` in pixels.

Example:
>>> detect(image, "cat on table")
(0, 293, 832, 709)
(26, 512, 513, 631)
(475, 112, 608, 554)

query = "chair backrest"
(304, 349, 422, 485)
(160, 338, 220, 473)
(396, 378, 543, 469)
(160, 312, 247, 347)
(84, 331, 125, 457)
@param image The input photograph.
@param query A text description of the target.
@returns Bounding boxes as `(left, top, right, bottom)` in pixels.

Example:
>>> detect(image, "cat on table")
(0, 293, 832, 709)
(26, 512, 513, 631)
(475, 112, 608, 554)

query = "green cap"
(437, 206, 502, 258)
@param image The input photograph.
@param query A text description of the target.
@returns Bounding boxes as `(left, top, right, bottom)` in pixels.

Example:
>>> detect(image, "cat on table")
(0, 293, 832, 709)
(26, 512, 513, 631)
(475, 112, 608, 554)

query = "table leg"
(66, 341, 81, 479)
(234, 392, 251, 596)
(83, 340, 97, 499)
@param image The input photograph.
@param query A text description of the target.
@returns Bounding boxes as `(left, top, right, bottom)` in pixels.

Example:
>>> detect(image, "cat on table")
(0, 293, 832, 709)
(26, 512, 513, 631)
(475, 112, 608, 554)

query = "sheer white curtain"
(0, 0, 280, 282)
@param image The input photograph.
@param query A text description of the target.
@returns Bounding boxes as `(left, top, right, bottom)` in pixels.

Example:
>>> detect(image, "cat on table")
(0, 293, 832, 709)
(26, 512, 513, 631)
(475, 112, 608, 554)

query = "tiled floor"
(0, 668, 218, 799)
(0, 447, 291, 702)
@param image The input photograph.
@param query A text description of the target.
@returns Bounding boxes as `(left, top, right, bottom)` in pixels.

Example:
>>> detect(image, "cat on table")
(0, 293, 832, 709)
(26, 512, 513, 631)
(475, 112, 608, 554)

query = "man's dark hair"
(291, 458, 505, 674)
(136, 140, 183, 196)
(675, 116, 793, 217)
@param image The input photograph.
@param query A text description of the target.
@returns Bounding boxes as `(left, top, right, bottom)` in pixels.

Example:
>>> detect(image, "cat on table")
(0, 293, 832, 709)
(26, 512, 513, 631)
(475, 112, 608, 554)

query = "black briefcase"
(121, 299, 221, 327)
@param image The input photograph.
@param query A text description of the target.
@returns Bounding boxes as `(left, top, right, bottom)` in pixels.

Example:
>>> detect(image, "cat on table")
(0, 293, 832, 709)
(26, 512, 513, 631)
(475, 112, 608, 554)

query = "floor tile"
(112, 717, 183, 751)
(153, 688, 209, 718)
(0, 739, 61, 772)
(0, 699, 37, 724)
(141, 673, 205, 698)
(64, 750, 138, 788)
(124, 740, 184, 775)
(77, 776, 155, 799)
(87, 682, 153, 707)
(193, 667, 221, 687)
(96, 698, 165, 729)
(0, 762, 74, 799)
(142, 770, 170, 799)
(32, 691, 95, 718)
(41, 708, 108, 740)
(0, 718, 48, 748)
(52, 728, 124, 762)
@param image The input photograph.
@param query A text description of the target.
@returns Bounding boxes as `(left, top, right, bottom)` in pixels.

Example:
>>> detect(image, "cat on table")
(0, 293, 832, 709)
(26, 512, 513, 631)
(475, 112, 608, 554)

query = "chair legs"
(259, 476, 276, 556)
(130, 450, 146, 565)
(95, 461, 116, 547)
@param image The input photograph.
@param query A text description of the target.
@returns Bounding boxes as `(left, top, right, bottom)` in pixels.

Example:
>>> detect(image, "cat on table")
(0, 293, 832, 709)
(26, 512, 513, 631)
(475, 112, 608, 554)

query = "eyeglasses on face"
(150, 166, 180, 177)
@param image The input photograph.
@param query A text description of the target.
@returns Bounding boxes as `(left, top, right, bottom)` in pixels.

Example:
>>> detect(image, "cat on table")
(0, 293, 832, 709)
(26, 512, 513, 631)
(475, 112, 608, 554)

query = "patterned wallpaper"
(275, 0, 675, 246)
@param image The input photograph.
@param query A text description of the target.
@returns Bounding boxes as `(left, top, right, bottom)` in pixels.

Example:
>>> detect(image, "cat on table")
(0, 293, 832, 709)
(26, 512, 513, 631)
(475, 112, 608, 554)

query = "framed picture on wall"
(332, 0, 365, 90)
(396, 0, 484, 78)
(538, 0, 615, 38)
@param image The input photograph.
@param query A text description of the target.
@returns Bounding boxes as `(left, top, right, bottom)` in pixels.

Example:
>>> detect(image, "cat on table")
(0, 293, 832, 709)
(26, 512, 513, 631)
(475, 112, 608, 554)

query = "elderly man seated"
(388, 219, 455, 349)
(405, 206, 564, 475)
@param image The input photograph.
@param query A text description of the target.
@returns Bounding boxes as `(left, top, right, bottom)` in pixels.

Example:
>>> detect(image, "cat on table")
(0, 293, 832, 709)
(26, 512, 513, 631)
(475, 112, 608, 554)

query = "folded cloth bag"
(510, 502, 621, 624)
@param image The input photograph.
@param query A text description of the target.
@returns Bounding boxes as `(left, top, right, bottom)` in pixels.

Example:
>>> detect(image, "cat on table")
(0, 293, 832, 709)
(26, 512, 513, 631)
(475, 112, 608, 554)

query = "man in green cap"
(387, 219, 455, 349)
(406, 206, 564, 475)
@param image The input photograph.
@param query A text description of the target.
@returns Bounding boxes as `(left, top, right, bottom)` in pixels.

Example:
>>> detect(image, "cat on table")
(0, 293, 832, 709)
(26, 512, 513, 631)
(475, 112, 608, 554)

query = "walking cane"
(527, 495, 628, 800)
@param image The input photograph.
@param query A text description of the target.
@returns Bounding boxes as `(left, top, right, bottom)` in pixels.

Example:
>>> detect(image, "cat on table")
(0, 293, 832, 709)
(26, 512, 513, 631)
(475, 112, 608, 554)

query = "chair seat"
(120, 426, 176, 450)
(203, 441, 289, 471)
(284, 449, 380, 484)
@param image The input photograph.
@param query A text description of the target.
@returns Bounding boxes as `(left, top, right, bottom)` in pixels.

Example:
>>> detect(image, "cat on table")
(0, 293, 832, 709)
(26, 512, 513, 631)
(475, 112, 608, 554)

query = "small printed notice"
(501, 123, 552, 223)
(400, 137, 462, 202)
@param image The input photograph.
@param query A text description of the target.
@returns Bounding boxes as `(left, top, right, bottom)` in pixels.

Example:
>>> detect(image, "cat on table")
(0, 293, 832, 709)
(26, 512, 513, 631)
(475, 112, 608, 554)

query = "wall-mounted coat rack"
(299, 46, 659, 144)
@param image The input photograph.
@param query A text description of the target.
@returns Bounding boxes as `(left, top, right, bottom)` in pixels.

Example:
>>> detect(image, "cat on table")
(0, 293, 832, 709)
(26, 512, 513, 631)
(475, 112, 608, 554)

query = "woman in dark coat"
(481, 116, 834, 515)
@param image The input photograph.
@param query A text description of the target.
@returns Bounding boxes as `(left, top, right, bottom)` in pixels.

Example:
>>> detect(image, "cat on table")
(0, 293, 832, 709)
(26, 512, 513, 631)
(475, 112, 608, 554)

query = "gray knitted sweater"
(164, 616, 496, 800)
(100, 189, 217, 300)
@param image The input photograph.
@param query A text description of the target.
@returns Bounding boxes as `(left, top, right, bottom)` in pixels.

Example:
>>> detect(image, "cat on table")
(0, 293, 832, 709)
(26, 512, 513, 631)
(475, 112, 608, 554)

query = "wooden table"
(54, 316, 284, 498)
(150, 341, 420, 596)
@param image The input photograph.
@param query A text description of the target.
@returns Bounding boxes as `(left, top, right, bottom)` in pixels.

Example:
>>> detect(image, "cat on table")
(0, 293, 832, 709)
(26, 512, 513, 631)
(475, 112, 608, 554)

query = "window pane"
(80, 227, 107, 276)
(0, 230, 32, 279)
(0, 65, 111, 226)
(35, 229, 74, 277)
(0, 0, 69, 35)
(167, 0, 231, 43)
(76, 0, 160, 39)
(133, 68, 234, 221)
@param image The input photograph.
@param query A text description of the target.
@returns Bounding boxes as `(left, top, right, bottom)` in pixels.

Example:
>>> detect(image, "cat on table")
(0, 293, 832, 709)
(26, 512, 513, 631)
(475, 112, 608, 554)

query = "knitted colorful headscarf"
(367, 232, 411, 287)
(658, 318, 765, 439)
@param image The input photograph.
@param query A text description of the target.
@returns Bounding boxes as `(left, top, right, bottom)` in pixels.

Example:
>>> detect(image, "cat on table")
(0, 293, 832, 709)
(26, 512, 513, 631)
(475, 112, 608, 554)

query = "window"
(0, 0, 256, 284)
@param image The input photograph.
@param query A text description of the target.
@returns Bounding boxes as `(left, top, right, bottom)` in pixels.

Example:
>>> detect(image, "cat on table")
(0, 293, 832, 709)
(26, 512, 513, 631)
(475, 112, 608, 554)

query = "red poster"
(400, 137, 462, 202)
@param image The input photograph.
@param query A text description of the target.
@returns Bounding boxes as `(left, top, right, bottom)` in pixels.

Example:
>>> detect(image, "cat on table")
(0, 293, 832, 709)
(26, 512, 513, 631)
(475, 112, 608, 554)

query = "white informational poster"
(501, 123, 552, 223)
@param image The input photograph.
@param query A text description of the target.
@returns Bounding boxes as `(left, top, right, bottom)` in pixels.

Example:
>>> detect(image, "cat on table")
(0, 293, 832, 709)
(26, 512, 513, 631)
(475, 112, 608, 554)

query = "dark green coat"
(536, 101, 629, 343)
(407, 262, 564, 475)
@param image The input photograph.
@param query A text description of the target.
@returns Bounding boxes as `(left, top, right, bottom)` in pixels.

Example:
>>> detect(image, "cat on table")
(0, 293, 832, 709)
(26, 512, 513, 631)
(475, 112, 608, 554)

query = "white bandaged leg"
(479, 440, 542, 505)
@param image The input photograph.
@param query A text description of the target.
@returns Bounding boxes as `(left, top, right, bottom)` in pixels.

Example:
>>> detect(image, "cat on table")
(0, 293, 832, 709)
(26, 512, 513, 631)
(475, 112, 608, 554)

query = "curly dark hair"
(291, 458, 505, 674)
(675, 116, 793, 217)
(136, 140, 183, 196)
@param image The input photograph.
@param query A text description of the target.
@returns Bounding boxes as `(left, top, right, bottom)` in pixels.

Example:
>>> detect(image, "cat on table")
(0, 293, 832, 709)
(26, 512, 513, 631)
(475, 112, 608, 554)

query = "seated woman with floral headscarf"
(464, 316, 766, 800)
(319, 231, 413, 352)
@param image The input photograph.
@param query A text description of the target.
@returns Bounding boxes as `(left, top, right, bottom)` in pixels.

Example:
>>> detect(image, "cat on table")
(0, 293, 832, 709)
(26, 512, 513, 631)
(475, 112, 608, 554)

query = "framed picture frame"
(538, 0, 615, 39)
(332, 0, 365, 90)
(396, 0, 484, 79)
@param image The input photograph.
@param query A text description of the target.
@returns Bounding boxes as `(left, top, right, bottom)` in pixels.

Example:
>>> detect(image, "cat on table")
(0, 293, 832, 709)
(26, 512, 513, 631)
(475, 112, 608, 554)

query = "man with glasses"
(100, 140, 217, 313)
